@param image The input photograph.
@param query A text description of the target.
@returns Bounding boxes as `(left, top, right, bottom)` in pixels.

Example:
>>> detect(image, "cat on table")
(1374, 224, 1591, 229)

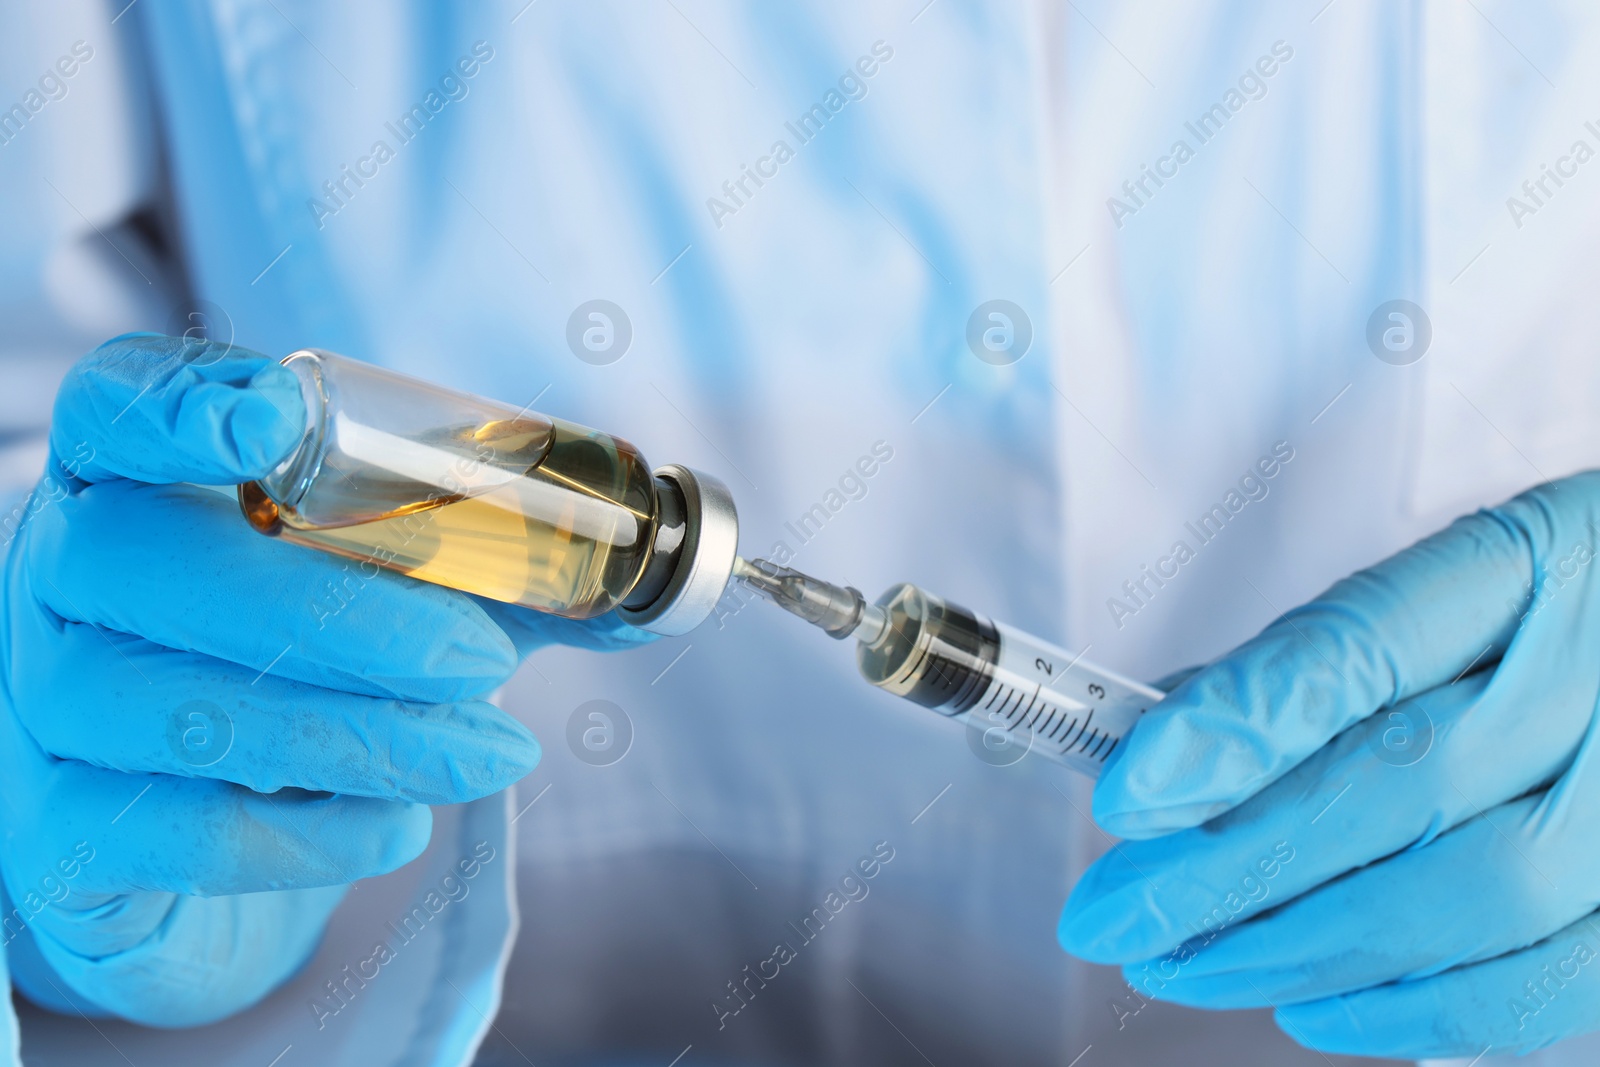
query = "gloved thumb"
(49, 333, 305, 488)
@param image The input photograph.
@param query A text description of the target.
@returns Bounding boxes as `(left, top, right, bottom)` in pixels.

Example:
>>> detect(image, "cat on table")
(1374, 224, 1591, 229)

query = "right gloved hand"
(0, 333, 539, 1026)
(1059, 471, 1600, 1058)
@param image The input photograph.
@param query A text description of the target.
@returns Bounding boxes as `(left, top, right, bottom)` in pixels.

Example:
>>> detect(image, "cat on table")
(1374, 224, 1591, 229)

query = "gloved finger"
(1123, 790, 1595, 1010)
(1274, 910, 1600, 1059)
(6, 761, 431, 897)
(25, 479, 517, 702)
(27, 885, 347, 1028)
(471, 595, 658, 657)
(13, 623, 538, 804)
(49, 333, 305, 488)
(1061, 666, 1596, 964)
(1094, 480, 1595, 839)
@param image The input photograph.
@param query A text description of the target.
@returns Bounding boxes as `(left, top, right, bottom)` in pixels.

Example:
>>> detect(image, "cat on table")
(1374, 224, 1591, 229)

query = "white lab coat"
(3, 1, 1599, 1065)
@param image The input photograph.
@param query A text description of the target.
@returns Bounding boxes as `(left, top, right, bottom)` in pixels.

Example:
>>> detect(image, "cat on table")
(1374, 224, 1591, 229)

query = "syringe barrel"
(975, 621, 1161, 775)
(856, 583, 1162, 777)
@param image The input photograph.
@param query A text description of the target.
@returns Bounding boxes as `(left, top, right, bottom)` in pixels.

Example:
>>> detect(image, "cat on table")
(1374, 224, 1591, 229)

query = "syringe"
(734, 558, 1163, 777)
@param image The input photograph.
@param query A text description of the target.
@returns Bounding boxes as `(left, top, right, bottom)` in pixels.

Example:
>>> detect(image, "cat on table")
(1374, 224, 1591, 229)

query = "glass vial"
(239, 350, 738, 635)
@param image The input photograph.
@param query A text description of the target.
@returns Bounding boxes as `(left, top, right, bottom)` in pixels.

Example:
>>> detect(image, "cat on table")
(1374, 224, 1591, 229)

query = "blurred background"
(7, 1, 1600, 1064)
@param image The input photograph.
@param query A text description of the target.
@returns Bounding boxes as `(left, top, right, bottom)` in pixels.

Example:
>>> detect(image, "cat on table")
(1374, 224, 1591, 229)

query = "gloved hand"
(0, 333, 574, 1026)
(1059, 472, 1600, 1059)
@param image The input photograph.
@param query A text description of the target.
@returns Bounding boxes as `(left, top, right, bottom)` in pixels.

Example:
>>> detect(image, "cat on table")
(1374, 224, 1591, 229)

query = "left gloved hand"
(0, 333, 565, 1026)
(1058, 471, 1600, 1059)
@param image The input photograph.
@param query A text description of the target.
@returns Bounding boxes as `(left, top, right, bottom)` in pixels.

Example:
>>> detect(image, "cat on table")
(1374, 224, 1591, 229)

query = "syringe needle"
(731, 555, 767, 584)
(734, 556, 887, 642)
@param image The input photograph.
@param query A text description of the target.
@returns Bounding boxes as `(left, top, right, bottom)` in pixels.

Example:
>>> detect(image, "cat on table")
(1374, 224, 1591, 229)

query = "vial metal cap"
(616, 464, 739, 636)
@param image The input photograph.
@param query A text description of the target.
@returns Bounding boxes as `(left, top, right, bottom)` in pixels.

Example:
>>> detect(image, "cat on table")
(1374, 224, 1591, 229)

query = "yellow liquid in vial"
(241, 418, 658, 618)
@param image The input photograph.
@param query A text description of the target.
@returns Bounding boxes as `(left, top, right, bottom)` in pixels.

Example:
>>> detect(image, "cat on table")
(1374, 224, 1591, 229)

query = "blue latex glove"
(1059, 473, 1600, 1059)
(0, 334, 559, 1026)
